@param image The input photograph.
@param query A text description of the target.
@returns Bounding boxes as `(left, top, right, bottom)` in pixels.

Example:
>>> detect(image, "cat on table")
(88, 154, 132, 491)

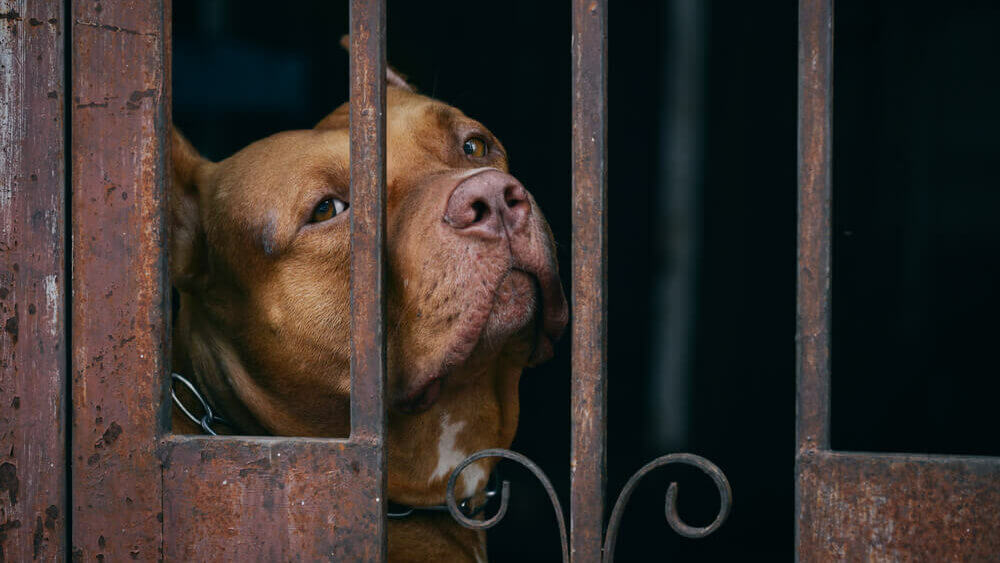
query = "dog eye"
(311, 198, 348, 223)
(462, 137, 487, 158)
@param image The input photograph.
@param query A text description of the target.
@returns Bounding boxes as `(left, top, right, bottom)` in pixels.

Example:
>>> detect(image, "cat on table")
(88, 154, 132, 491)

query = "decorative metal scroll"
(602, 453, 732, 562)
(446, 449, 569, 562)
(446, 449, 731, 563)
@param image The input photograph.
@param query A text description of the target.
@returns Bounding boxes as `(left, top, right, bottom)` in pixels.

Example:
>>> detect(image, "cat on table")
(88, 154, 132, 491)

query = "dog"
(169, 67, 568, 561)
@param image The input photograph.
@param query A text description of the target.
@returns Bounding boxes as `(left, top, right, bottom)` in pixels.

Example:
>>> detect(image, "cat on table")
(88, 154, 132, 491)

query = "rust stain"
(31, 516, 42, 559)
(162, 436, 383, 560)
(125, 88, 156, 109)
(798, 452, 1000, 560)
(44, 505, 58, 530)
(73, 19, 152, 37)
(0, 463, 18, 506)
(70, 1, 167, 560)
(3, 308, 17, 343)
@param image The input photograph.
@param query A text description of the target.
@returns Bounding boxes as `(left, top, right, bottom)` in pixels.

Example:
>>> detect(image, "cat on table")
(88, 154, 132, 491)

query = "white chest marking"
(430, 413, 467, 484)
(430, 413, 489, 498)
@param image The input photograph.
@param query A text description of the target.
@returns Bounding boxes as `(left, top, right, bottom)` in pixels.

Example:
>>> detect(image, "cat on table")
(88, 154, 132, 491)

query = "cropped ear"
(170, 128, 213, 292)
(338, 34, 416, 92)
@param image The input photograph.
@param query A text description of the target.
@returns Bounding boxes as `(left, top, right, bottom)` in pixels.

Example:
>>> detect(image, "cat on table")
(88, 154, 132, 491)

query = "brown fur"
(170, 86, 567, 561)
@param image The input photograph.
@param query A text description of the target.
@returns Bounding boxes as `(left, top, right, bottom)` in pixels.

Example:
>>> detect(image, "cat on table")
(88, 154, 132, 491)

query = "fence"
(4, 0, 999, 561)
(794, 0, 1000, 558)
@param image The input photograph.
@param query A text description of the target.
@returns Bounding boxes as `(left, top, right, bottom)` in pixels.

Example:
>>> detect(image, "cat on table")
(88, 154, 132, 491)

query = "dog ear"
(338, 34, 416, 92)
(170, 128, 213, 292)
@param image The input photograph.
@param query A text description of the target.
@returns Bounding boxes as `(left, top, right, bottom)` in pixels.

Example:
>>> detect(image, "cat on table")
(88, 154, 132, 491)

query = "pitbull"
(169, 71, 567, 561)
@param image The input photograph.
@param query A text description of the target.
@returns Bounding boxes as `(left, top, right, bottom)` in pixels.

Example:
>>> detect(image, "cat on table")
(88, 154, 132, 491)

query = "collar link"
(171, 372, 231, 435)
(387, 468, 501, 520)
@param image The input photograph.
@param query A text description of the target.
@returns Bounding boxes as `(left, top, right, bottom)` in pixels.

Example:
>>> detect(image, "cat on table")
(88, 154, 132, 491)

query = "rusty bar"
(798, 451, 1000, 560)
(70, 1, 169, 559)
(795, 0, 832, 557)
(348, 0, 387, 557)
(571, 0, 608, 561)
(0, 1, 67, 559)
(795, 0, 833, 457)
(161, 436, 382, 560)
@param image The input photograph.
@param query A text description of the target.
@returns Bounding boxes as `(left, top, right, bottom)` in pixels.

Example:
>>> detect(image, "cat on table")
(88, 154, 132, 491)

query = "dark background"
(173, 1, 1000, 560)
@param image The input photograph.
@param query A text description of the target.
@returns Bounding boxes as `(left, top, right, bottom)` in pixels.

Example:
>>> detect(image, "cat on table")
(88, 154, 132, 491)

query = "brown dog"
(169, 76, 568, 561)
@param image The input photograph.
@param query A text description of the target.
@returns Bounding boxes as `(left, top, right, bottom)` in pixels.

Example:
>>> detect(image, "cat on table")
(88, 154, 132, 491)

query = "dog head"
(171, 85, 567, 501)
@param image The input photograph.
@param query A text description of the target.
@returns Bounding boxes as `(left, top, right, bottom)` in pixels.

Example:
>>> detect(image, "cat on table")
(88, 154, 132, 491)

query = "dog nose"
(444, 169, 531, 239)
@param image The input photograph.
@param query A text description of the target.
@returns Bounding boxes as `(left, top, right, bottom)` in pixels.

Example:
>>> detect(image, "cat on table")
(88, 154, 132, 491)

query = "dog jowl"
(169, 83, 568, 560)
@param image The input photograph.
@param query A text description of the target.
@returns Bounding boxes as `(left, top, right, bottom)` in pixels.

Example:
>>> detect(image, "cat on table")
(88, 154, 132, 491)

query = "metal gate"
(2, 0, 998, 561)
(794, 0, 1000, 559)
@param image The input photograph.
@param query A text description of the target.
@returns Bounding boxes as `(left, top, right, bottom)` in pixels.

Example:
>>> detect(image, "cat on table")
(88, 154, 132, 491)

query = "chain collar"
(387, 468, 501, 519)
(171, 372, 231, 435)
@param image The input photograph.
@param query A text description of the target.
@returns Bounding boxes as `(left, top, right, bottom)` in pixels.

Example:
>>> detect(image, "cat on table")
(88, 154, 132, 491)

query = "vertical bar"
(349, 0, 387, 559)
(71, 1, 169, 559)
(571, 0, 608, 561)
(0, 1, 67, 559)
(796, 0, 833, 457)
(796, 0, 833, 558)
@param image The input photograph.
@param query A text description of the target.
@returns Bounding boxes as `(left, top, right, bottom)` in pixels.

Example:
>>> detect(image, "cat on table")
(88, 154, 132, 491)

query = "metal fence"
(794, 0, 1000, 559)
(2, 0, 730, 560)
(3, 0, 998, 560)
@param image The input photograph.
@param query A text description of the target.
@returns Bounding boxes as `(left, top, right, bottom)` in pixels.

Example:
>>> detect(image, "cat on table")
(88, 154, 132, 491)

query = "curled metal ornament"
(603, 453, 732, 563)
(447, 449, 569, 563)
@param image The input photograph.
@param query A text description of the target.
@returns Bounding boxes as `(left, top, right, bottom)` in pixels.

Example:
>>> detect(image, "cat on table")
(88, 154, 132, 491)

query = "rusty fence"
(2, 0, 732, 560)
(794, 0, 1000, 559)
(3, 0, 998, 560)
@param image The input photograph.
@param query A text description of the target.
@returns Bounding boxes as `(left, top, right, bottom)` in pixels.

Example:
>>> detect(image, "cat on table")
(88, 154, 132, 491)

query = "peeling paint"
(43, 274, 57, 335)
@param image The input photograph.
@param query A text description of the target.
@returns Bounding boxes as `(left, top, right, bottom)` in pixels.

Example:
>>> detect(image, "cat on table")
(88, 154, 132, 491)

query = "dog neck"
(174, 291, 528, 509)
(172, 291, 353, 437)
(172, 293, 263, 435)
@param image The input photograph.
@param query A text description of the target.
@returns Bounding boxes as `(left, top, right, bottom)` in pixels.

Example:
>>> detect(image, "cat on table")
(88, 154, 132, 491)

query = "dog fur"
(170, 83, 568, 561)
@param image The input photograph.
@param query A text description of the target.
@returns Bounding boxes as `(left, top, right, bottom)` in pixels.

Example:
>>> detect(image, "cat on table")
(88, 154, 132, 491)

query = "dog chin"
(481, 270, 539, 342)
(395, 271, 542, 414)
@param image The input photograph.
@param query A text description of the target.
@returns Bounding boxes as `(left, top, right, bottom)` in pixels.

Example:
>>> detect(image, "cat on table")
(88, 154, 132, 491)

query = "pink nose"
(443, 169, 531, 239)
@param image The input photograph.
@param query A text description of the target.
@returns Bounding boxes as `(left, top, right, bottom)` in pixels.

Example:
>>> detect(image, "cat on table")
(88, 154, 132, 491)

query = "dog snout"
(443, 169, 531, 239)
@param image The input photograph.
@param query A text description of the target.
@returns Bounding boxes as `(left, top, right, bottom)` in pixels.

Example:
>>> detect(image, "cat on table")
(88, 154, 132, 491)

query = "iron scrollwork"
(446, 449, 731, 563)
(602, 453, 732, 562)
(446, 449, 570, 562)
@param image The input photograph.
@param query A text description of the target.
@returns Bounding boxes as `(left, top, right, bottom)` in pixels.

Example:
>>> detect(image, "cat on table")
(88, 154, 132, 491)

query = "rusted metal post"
(795, 0, 833, 557)
(0, 1, 67, 559)
(795, 0, 1000, 559)
(795, 0, 833, 460)
(571, 0, 608, 561)
(70, 1, 169, 559)
(349, 0, 388, 558)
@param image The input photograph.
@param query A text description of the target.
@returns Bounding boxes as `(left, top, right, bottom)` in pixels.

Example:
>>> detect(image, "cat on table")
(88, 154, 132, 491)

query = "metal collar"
(171, 372, 231, 436)
(388, 469, 501, 519)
